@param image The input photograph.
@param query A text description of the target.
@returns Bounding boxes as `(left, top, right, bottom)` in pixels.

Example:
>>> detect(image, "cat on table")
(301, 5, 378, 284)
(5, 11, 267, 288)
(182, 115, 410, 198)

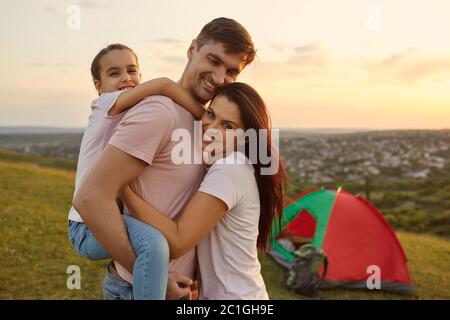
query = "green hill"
(0, 149, 449, 299)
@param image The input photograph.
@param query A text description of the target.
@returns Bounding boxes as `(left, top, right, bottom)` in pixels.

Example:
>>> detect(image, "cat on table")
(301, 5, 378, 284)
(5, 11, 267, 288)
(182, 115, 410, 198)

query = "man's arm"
(73, 145, 147, 273)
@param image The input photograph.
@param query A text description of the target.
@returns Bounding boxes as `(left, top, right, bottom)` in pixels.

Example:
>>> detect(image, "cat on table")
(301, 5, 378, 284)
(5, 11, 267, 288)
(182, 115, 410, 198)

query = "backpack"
(285, 244, 328, 297)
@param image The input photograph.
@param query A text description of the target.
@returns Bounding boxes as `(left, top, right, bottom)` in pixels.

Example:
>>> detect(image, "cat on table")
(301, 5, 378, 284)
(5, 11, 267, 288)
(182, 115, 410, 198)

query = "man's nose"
(211, 69, 226, 87)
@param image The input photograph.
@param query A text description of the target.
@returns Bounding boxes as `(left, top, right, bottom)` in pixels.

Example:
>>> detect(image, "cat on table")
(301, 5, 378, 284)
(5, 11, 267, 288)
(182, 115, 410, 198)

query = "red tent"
(270, 188, 414, 294)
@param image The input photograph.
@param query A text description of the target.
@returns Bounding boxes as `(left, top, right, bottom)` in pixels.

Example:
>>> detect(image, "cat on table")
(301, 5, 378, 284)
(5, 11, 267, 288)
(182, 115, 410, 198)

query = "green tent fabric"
(270, 187, 414, 294)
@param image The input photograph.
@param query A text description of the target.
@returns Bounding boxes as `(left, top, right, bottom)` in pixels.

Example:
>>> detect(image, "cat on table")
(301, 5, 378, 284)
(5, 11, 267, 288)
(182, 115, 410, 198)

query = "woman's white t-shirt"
(197, 151, 269, 300)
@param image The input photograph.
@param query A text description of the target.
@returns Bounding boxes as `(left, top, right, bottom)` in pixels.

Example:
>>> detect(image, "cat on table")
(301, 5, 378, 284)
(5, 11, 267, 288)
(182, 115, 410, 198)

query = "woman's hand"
(119, 184, 133, 200)
(119, 184, 138, 217)
(166, 272, 193, 300)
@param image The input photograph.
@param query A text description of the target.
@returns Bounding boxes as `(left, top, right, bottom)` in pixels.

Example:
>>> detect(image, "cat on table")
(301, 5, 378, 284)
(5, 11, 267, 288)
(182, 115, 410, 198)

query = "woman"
(121, 82, 287, 299)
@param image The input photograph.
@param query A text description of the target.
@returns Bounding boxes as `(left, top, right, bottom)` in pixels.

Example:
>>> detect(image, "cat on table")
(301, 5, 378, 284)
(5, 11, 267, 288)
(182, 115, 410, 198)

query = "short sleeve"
(96, 91, 122, 116)
(108, 96, 176, 165)
(198, 162, 250, 210)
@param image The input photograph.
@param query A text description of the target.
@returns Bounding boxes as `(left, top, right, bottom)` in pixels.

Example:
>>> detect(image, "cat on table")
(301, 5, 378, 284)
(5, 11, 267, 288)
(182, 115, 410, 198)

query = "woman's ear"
(187, 39, 197, 60)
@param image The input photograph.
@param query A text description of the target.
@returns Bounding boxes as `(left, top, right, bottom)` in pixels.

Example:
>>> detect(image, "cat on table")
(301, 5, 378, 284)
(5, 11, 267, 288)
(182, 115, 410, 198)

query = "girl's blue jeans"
(68, 214, 169, 300)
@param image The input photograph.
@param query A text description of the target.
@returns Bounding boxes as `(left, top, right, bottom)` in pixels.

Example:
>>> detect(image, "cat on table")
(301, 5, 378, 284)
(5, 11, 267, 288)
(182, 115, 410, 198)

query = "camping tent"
(270, 187, 414, 294)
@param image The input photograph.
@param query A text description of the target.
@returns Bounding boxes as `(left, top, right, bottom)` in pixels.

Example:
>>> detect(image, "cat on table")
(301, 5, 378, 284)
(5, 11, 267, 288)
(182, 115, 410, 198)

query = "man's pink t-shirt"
(108, 95, 205, 282)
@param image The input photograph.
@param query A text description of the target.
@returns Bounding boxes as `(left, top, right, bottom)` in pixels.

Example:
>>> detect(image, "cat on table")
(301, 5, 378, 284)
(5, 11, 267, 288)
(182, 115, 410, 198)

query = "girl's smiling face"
(94, 49, 141, 94)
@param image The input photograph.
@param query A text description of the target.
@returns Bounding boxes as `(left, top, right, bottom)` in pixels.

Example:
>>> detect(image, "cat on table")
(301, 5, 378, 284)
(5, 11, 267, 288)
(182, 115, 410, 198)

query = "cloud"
(42, 0, 110, 13)
(254, 44, 450, 89)
(158, 56, 186, 65)
(270, 43, 293, 54)
(43, 5, 58, 13)
(141, 48, 186, 67)
(150, 38, 185, 45)
(289, 43, 327, 67)
(78, 0, 111, 10)
(27, 62, 78, 68)
(270, 42, 328, 67)
(365, 49, 450, 84)
(141, 38, 187, 67)
(397, 59, 450, 83)
(381, 47, 415, 66)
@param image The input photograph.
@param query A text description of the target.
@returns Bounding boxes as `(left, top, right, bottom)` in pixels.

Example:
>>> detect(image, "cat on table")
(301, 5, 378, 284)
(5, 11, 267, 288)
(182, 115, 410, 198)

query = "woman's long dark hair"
(214, 82, 287, 251)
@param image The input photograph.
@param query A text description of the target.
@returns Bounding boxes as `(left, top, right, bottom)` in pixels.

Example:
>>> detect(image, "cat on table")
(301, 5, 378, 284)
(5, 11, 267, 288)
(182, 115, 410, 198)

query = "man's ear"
(187, 39, 197, 60)
(93, 79, 102, 94)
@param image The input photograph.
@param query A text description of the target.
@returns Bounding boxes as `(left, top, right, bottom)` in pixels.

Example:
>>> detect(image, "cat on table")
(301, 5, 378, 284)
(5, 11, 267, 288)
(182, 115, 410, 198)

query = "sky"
(1, 0, 449, 129)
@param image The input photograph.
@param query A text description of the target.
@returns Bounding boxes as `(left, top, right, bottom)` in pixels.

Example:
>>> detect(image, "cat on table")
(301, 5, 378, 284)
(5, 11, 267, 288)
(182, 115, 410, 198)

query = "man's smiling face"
(186, 40, 248, 104)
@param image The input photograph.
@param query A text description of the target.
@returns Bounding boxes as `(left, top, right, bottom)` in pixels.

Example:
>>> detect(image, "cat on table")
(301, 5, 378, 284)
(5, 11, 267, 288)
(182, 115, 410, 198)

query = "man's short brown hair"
(196, 17, 256, 65)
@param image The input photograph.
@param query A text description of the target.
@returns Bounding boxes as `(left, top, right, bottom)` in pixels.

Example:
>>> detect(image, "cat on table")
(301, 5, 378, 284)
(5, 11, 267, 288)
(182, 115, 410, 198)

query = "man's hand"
(166, 272, 193, 300)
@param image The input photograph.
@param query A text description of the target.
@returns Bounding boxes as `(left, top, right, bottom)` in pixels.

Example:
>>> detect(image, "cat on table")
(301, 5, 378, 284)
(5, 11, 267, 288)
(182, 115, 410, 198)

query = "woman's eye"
(207, 110, 214, 118)
(110, 73, 118, 77)
(223, 123, 231, 129)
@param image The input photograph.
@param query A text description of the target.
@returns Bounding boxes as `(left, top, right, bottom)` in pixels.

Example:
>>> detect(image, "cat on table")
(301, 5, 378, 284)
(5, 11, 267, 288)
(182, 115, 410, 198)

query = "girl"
(67, 43, 204, 299)
(120, 82, 288, 299)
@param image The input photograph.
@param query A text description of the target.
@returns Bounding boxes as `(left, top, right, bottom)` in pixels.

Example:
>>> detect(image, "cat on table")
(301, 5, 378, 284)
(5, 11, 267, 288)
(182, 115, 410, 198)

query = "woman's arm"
(121, 185, 227, 259)
(108, 77, 205, 119)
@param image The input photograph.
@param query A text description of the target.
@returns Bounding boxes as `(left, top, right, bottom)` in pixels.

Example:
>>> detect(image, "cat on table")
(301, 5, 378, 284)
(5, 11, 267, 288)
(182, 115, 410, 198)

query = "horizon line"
(0, 125, 449, 132)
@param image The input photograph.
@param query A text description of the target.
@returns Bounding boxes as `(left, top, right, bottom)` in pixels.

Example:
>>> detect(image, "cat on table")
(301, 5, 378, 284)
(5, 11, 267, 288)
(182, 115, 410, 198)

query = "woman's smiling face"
(201, 95, 245, 159)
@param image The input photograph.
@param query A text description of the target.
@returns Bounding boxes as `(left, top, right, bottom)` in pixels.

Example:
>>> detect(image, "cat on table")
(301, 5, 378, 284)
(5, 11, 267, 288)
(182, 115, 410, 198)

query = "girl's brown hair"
(90, 43, 138, 80)
(214, 82, 287, 251)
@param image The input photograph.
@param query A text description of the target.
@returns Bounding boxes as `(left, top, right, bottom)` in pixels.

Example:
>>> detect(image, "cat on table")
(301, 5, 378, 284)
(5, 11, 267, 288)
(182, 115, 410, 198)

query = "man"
(73, 17, 256, 299)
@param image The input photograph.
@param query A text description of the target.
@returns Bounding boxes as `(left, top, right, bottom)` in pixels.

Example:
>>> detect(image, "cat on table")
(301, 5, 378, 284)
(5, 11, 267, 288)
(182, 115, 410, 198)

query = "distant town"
(0, 128, 449, 185)
(280, 130, 450, 184)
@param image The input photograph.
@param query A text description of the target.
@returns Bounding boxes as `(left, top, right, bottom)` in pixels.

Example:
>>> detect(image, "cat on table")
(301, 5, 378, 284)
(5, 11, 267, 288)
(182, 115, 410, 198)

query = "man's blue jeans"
(68, 214, 169, 299)
(103, 261, 134, 300)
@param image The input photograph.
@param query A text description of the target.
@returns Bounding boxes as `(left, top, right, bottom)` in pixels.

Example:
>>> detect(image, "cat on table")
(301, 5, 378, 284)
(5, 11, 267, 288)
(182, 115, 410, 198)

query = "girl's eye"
(207, 110, 214, 118)
(223, 123, 231, 129)
(128, 70, 137, 74)
(110, 73, 118, 77)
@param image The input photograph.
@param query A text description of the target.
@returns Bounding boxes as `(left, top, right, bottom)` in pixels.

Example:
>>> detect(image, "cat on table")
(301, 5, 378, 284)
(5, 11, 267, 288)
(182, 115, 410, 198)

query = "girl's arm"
(108, 77, 205, 119)
(120, 185, 227, 259)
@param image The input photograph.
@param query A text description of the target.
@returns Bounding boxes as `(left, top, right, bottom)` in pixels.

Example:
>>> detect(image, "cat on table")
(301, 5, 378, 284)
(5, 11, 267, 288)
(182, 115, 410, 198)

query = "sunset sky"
(1, 0, 449, 129)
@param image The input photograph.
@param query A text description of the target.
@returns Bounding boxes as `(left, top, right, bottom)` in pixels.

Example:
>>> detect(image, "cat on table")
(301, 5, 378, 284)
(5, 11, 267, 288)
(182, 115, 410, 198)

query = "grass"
(0, 149, 77, 171)
(0, 149, 449, 299)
